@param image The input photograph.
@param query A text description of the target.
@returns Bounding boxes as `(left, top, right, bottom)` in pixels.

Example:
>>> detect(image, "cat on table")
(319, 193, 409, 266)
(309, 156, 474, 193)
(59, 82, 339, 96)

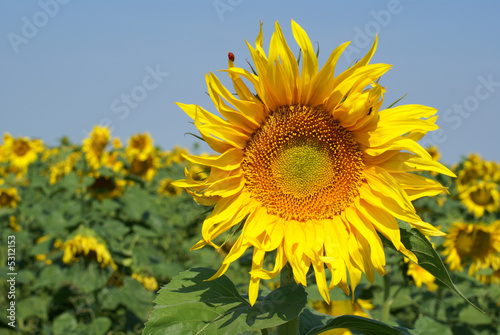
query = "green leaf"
(32, 266, 63, 290)
(379, 221, 482, 312)
(52, 312, 78, 335)
(143, 267, 307, 335)
(299, 306, 418, 335)
(117, 277, 155, 321)
(414, 316, 452, 335)
(86, 316, 112, 335)
(61, 261, 113, 294)
(458, 305, 492, 325)
(17, 296, 49, 322)
(120, 188, 151, 221)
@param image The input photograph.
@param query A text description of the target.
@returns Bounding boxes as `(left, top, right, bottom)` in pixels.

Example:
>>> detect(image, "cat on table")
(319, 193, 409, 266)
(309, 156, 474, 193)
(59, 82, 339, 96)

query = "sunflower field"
(2, 20, 500, 335)
(0, 127, 499, 335)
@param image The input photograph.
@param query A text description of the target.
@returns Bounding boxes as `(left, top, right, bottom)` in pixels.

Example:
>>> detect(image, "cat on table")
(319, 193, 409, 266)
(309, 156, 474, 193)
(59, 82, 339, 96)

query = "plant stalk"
(382, 272, 392, 323)
(433, 286, 444, 319)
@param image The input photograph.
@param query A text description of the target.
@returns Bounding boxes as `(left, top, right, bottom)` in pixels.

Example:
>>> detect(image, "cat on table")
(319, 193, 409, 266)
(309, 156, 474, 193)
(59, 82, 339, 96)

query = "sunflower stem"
(277, 263, 300, 335)
(382, 272, 392, 323)
(433, 286, 444, 319)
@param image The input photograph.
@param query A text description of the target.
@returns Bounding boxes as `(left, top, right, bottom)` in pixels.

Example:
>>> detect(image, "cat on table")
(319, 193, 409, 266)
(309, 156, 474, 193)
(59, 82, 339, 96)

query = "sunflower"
(126, 132, 159, 180)
(158, 177, 183, 197)
(3, 133, 44, 174)
(174, 21, 454, 305)
(442, 221, 500, 278)
(128, 154, 159, 180)
(126, 132, 154, 161)
(459, 181, 500, 218)
(60, 234, 117, 270)
(455, 154, 499, 193)
(484, 160, 500, 182)
(87, 174, 126, 201)
(456, 159, 482, 192)
(0, 187, 21, 209)
(82, 126, 111, 170)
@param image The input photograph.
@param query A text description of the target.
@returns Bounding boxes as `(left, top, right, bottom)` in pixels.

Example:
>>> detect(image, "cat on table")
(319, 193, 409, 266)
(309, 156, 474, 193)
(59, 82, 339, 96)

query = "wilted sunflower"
(459, 181, 500, 218)
(60, 234, 117, 270)
(82, 126, 111, 170)
(442, 221, 500, 280)
(3, 133, 44, 174)
(175, 21, 454, 305)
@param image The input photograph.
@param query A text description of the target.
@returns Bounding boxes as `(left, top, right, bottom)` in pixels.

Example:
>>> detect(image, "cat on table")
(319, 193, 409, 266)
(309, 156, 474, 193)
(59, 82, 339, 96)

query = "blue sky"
(2, 1, 500, 165)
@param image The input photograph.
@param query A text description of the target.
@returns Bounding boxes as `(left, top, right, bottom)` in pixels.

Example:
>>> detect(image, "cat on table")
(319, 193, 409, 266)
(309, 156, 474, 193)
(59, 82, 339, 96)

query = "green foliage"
(144, 268, 308, 335)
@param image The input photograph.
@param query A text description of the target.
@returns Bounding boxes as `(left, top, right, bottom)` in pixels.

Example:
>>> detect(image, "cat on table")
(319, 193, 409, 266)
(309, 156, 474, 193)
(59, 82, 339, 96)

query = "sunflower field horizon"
(2, 19, 500, 335)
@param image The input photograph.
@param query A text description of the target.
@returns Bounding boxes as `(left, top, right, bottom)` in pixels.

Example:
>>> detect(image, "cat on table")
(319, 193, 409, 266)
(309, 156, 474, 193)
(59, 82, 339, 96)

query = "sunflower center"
(456, 228, 491, 259)
(88, 176, 117, 193)
(242, 104, 364, 221)
(470, 187, 493, 206)
(13, 140, 30, 157)
(0, 192, 10, 205)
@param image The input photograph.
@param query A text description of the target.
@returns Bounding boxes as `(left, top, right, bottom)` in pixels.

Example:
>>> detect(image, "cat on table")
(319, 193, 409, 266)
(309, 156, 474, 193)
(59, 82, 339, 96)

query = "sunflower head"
(82, 126, 112, 170)
(0, 187, 21, 209)
(175, 20, 455, 305)
(126, 132, 154, 161)
(459, 181, 500, 218)
(128, 154, 159, 181)
(3, 133, 44, 174)
(59, 233, 117, 270)
(87, 174, 126, 201)
(455, 154, 500, 192)
(443, 221, 500, 276)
